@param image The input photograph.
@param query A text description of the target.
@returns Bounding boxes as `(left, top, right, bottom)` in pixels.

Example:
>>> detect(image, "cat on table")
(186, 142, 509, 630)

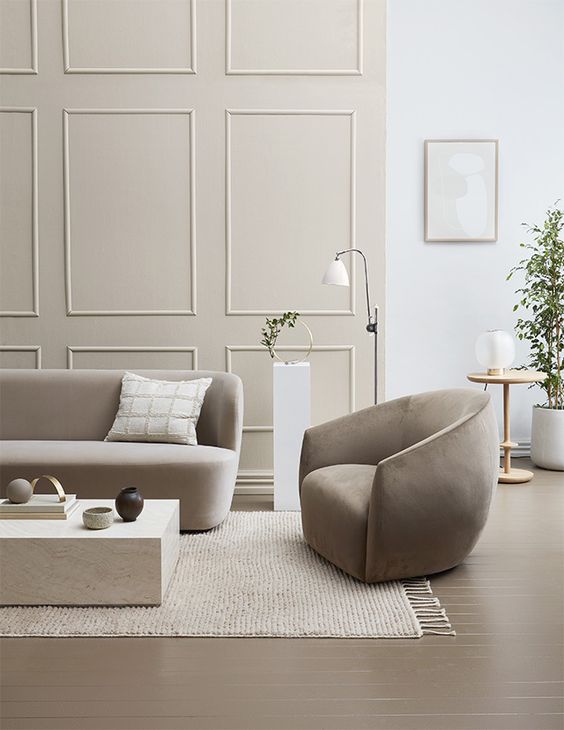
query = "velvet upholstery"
(0, 370, 243, 530)
(300, 389, 499, 582)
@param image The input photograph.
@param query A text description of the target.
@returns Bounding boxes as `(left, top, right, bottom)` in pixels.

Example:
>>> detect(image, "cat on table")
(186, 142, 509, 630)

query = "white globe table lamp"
(475, 330, 516, 375)
(322, 249, 379, 403)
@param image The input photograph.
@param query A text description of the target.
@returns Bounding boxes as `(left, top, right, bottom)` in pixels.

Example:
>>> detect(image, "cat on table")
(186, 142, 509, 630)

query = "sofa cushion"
(0, 441, 238, 531)
(105, 372, 212, 446)
(1, 440, 233, 468)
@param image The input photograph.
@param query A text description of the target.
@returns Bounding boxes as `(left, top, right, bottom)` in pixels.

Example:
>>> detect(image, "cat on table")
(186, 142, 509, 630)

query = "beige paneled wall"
(0, 0, 386, 492)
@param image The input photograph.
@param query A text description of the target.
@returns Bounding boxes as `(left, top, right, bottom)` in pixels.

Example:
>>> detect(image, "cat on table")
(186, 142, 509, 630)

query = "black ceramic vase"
(115, 486, 144, 522)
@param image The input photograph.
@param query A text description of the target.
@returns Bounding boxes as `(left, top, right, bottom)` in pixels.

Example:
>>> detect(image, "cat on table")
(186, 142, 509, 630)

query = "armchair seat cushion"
(301, 464, 376, 581)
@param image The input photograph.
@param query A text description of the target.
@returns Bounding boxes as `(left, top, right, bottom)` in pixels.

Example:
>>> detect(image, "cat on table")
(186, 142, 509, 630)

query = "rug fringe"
(401, 577, 456, 636)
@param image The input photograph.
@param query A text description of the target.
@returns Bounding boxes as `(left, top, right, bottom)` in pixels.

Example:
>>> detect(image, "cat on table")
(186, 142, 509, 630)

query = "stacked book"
(0, 494, 79, 520)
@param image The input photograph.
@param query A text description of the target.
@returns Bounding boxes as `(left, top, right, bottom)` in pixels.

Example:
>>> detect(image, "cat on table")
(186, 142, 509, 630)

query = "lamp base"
(487, 368, 505, 376)
(498, 467, 534, 484)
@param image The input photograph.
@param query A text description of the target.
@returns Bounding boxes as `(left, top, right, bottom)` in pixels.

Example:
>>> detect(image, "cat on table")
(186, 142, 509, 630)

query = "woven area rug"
(0, 511, 454, 638)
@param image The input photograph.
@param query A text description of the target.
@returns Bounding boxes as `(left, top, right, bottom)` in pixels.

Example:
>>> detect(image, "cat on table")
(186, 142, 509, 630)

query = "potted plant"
(507, 204, 564, 470)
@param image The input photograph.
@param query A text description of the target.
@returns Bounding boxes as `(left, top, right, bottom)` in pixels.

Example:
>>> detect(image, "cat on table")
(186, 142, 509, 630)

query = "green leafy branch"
(507, 203, 564, 409)
(260, 312, 300, 359)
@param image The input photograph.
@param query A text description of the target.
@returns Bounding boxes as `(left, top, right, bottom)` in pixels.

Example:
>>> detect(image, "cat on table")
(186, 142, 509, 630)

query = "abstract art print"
(424, 139, 498, 242)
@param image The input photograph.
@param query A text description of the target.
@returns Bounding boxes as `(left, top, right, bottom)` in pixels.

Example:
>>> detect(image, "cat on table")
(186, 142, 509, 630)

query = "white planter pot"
(531, 406, 564, 471)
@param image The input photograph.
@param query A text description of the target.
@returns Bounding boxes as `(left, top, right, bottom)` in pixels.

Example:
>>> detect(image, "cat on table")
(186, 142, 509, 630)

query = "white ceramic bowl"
(82, 506, 114, 530)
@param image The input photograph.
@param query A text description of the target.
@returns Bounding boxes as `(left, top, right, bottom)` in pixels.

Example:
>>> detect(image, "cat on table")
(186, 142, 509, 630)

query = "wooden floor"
(1, 458, 563, 730)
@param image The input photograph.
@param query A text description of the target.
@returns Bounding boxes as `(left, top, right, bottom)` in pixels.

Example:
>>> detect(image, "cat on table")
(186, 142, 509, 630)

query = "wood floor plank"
(1, 714, 563, 730)
(2, 696, 564, 720)
(2, 680, 562, 702)
(2, 638, 561, 661)
(3, 641, 562, 671)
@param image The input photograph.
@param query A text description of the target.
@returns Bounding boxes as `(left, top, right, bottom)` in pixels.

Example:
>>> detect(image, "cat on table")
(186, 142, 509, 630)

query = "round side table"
(467, 370, 546, 484)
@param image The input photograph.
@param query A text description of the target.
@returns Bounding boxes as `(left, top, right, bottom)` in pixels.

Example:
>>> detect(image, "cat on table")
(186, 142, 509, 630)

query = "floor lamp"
(322, 249, 379, 404)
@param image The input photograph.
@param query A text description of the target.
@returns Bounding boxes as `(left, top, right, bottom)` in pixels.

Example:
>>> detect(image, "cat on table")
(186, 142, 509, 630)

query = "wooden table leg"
(498, 382, 534, 484)
(502, 382, 511, 474)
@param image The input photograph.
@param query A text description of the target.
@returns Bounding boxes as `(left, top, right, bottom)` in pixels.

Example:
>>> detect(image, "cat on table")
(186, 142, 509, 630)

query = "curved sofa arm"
(299, 398, 410, 491)
(365, 400, 499, 582)
(215, 374, 244, 454)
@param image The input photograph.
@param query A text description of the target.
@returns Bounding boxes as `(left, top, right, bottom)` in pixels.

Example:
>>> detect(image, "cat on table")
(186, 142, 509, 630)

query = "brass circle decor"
(272, 319, 314, 365)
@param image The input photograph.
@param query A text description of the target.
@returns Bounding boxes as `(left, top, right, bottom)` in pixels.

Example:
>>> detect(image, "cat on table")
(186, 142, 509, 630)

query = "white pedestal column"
(273, 362, 311, 511)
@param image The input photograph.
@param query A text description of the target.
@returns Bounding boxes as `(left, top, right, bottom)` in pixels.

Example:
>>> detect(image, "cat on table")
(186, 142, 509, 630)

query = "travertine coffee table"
(0, 499, 179, 606)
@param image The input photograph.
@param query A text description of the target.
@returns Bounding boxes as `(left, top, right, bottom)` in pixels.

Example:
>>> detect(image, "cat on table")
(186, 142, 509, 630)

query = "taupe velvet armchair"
(299, 389, 499, 583)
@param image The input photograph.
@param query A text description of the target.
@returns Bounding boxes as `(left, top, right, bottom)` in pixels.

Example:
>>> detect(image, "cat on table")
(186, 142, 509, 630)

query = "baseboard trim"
(236, 470, 274, 496)
(235, 485, 274, 495)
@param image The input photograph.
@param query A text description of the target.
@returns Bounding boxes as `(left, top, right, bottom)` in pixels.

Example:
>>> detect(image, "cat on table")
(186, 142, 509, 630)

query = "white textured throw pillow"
(105, 372, 212, 446)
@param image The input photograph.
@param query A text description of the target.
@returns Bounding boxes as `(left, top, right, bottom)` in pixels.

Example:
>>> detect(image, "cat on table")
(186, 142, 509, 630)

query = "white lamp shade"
(322, 258, 349, 287)
(475, 330, 515, 373)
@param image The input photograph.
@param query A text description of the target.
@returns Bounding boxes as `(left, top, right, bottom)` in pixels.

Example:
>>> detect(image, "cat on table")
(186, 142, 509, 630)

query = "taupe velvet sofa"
(299, 389, 499, 583)
(0, 370, 243, 530)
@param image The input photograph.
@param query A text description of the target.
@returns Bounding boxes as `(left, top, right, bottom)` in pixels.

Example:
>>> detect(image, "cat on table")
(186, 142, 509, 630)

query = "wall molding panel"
(0, 107, 39, 317)
(62, 0, 196, 74)
(63, 109, 196, 317)
(0, 346, 41, 368)
(225, 109, 357, 316)
(226, 0, 363, 76)
(0, 0, 38, 74)
(66, 346, 198, 370)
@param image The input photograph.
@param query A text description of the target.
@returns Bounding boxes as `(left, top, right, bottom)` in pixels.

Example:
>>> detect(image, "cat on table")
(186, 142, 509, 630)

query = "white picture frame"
(424, 139, 499, 242)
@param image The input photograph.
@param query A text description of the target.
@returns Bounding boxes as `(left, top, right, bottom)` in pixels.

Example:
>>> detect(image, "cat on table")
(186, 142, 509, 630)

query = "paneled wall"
(0, 0, 386, 491)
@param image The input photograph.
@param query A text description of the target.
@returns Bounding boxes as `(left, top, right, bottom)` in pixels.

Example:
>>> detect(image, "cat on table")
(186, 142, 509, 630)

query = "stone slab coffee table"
(0, 499, 179, 606)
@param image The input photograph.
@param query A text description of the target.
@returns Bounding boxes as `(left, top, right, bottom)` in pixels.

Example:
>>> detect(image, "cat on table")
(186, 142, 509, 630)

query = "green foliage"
(507, 204, 564, 409)
(260, 312, 300, 359)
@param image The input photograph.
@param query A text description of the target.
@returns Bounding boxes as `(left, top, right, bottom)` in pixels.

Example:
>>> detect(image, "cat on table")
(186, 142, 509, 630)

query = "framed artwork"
(424, 139, 499, 242)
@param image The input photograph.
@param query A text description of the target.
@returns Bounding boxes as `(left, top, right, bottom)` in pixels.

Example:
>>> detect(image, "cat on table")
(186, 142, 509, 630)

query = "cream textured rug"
(0, 512, 454, 638)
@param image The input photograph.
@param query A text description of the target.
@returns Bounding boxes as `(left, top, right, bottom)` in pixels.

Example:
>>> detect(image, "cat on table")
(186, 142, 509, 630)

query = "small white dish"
(82, 506, 114, 530)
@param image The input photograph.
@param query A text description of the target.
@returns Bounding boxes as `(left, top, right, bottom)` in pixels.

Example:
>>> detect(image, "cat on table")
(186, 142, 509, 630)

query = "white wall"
(386, 0, 564, 444)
